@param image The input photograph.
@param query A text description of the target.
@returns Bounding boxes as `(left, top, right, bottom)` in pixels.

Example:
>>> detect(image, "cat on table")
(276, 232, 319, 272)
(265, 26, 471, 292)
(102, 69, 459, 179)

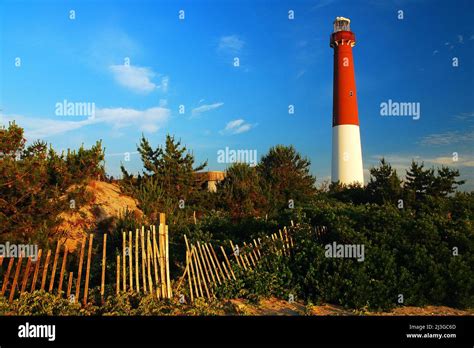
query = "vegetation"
(0, 122, 104, 244)
(1, 123, 473, 313)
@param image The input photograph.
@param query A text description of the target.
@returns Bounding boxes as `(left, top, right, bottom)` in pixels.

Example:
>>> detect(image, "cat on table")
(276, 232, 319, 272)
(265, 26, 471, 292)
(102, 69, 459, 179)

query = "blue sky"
(1, 0, 473, 189)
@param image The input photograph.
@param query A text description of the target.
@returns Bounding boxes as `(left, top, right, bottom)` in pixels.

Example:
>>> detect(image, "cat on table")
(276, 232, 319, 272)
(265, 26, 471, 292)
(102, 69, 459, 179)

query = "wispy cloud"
(369, 153, 474, 172)
(458, 35, 464, 44)
(369, 153, 474, 190)
(1, 113, 91, 139)
(429, 155, 474, 167)
(420, 129, 474, 146)
(218, 35, 245, 54)
(311, 0, 338, 10)
(109, 64, 167, 94)
(296, 69, 306, 79)
(454, 112, 474, 121)
(220, 119, 256, 135)
(1, 106, 171, 140)
(191, 102, 224, 117)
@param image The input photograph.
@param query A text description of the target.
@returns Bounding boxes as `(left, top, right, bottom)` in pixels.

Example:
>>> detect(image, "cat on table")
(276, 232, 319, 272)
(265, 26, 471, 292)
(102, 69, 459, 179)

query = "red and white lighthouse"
(330, 17, 364, 185)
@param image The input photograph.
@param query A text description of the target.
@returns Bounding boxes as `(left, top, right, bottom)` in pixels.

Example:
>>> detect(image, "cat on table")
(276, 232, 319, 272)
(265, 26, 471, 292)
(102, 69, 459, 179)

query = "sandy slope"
(230, 297, 474, 316)
(56, 180, 143, 251)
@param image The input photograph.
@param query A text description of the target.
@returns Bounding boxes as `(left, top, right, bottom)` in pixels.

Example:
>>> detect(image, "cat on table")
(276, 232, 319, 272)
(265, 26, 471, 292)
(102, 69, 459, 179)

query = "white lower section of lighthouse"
(331, 124, 364, 185)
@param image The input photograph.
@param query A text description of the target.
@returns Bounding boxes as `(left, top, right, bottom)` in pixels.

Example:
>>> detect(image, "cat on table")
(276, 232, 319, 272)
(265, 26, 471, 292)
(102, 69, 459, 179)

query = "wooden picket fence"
(115, 212, 172, 299)
(0, 213, 173, 304)
(176, 225, 294, 301)
(0, 233, 95, 305)
(0, 215, 301, 305)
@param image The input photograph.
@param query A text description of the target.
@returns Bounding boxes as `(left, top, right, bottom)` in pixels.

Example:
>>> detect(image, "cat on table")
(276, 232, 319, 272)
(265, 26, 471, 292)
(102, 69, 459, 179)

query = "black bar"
(0, 315, 472, 346)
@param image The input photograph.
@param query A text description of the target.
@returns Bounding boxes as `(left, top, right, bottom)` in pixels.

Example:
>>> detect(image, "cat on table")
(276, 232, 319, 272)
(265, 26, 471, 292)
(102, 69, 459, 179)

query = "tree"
(121, 134, 207, 220)
(258, 145, 316, 216)
(404, 161, 464, 200)
(367, 158, 402, 204)
(218, 163, 267, 219)
(404, 161, 435, 200)
(0, 122, 104, 242)
(432, 166, 465, 196)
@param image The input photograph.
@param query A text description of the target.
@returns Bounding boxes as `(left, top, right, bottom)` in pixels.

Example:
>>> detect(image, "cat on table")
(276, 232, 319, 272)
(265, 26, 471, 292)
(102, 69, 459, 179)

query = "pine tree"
(258, 145, 316, 215)
(367, 158, 402, 204)
(121, 134, 207, 219)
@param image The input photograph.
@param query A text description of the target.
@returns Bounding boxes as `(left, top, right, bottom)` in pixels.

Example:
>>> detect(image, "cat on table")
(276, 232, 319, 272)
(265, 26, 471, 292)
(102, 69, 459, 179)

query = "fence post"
(30, 249, 43, 292)
(129, 231, 133, 291)
(75, 237, 86, 303)
(67, 272, 74, 300)
(20, 257, 32, 294)
(58, 246, 68, 296)
(1, 258, 14, 296)
(83, 234, 93, 306)
(48, 241, 61, 292)
(9, 255, 23, 303)
(135, 229, 140, 293)
(116, 255, 120, 295)
(40, 250, 51, 291)
(101, 234, 107, 303)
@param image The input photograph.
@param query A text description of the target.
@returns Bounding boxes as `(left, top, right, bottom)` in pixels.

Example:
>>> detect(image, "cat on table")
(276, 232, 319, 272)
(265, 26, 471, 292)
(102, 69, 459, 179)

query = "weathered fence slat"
(83, 234, 93, 306)
(67, 272, 73, 300)
(30, 249, 42, 292)
(135, 229, 140, 293)
(58, 246, 68, 296)
(116, 255, 120, 295)
(40, 250, 51, 291)
(20, 257, 32, 294)
(48, 241, 61, 292)
(129, 231, 133, 291)
(75, 237, 86, 303)
(1, 258, 14, 296)
(9, 255, 23, 303)
(101, 234, 107, 302)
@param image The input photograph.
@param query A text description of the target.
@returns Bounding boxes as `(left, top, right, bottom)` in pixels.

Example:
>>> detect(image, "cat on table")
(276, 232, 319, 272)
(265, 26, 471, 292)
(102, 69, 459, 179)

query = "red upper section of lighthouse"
(331, 19, 360, 127)
(330, 30, 356, 47)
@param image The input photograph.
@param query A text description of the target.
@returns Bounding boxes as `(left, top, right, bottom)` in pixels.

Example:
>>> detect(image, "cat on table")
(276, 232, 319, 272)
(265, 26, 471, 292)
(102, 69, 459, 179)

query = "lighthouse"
(330, 17, 364, 185)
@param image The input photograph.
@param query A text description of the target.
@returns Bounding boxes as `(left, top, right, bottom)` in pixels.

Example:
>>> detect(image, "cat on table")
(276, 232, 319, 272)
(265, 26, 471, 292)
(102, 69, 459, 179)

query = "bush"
(285, 199, 474, 311)
(2, 291, 98, 316)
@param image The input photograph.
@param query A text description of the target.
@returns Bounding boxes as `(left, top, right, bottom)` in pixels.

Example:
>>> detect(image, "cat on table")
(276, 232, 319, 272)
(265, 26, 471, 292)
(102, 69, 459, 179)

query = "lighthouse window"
(349, 91, 353, 96)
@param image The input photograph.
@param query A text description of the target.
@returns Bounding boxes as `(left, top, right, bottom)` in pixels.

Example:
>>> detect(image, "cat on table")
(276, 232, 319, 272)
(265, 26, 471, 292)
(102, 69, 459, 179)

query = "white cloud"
(109, 64, 160, 93)
(191, 102, 224, 117)
(95, 106, 170, 132)
(0, 113, 92, 139)
(458, 35, 464, 44)
(220, 119, 256, 135)
(1, 106, 171, 140)
(218, 35, 245, 54)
